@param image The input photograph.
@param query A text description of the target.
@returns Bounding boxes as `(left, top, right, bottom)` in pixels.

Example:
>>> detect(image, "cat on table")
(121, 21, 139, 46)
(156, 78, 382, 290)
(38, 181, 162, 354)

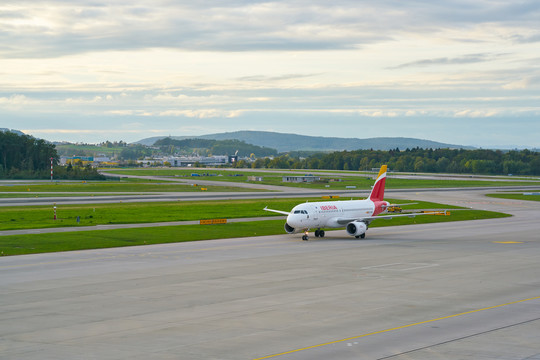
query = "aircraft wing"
(335, 217, 364, 225)
(263, 207, 290, 215)
(335, 210, 449, 224)
(362, 210, 450, 221)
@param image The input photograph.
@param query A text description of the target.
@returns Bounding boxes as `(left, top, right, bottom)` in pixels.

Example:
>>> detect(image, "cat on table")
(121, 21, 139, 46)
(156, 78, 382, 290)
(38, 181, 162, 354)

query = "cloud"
(106, 108, 244, 118)
(2, 1, 540, 147)
(4, 1, 538, 58)
(146, 93, 236, 106)
(511, 32, 540, 44)
(158, 109, 242, 118)
(0, 94, 28, 105)
(389, 53, 508, 69)
(237, 73, 321, 82)
(106, 109, 153, 116)
(0, 1, 379, 58)
(502, 79, 531, 90)
(453, 109, 499, 118)
(65, 95, 115, 104)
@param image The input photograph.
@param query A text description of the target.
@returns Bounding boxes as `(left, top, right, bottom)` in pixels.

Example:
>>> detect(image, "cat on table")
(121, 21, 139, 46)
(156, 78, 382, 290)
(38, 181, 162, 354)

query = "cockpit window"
(294, 210, 301, 214)
(294, 210, 308, 214)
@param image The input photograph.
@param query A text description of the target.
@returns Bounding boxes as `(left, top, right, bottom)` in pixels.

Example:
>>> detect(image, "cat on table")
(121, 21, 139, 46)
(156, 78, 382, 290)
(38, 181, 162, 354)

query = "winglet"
(369, 165, 387, 201)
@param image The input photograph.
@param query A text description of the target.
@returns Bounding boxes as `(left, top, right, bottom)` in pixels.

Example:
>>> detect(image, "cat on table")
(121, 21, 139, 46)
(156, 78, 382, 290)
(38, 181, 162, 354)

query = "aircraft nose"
(286, 214, 299, 226)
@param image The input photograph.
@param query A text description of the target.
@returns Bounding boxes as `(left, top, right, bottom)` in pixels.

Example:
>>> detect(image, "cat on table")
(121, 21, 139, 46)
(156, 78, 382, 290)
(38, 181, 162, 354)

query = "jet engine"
(284, 223, 296, 234)
(346, 221, 367, 237)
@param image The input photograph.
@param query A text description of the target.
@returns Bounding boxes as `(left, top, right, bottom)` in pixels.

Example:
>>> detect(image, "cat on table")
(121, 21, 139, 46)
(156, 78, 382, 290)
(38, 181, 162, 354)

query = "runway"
(1, 190, 540, 359)
(2, 185, 540, 207)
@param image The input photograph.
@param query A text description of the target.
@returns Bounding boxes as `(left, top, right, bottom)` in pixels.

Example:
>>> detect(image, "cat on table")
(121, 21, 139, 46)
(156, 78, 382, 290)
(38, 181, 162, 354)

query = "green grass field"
(486, 193, 540, 202)
(0, 193, 135, 198)
(0, 198, 441, 231)
(0, 181, 258, 193)
(0, 208, 510, 256)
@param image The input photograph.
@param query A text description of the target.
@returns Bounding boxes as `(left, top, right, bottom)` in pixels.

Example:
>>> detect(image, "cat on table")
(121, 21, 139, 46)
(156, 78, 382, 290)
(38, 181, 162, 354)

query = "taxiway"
(1, 190, 540, 359)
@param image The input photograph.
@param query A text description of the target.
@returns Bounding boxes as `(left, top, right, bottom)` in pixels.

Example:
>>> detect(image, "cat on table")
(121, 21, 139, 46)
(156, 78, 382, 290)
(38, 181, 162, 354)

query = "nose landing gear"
(303, 229, 325, 241)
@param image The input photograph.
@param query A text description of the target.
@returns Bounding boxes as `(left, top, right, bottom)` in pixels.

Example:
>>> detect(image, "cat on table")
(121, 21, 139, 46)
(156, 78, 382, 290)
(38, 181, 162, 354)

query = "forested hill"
(255, 148, 540, 175)
(0, 131, 57, 178)
(0, 128, 24, 136)
(154, 138, 278, 157)
(137, 131, 472, 152)
(0, 131, 103, 179)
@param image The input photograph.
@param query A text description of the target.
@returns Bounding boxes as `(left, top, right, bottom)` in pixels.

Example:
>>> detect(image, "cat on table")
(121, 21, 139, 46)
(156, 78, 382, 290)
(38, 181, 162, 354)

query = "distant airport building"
(282, 175, 320, 183)
(93, 156, 111, 163)
(228, 155, 238, 164)
(61, 156, 115, 166)
(136, 159, 163, 167)
(61, 156, 94, 166)
(166, 156, 229, 167)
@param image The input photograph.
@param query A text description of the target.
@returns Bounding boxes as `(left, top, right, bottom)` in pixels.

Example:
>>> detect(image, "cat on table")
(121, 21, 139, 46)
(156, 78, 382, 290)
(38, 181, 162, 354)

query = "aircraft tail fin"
(369, 165, 387, 201)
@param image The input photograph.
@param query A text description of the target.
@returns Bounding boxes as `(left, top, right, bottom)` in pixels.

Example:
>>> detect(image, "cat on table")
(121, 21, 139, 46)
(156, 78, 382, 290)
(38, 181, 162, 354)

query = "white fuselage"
(286, 199, 380, 231)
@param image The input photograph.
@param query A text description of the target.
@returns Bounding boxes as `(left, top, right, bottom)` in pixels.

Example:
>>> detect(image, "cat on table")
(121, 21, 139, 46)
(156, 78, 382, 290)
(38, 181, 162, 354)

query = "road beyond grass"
(486, 193, 540, 202)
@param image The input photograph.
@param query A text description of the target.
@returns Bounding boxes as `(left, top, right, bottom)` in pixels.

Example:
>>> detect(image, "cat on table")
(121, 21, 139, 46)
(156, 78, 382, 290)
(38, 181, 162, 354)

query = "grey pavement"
(100, 171, 295, 192)
(2, 185, 540, 207)
(1, 189, 540, 359)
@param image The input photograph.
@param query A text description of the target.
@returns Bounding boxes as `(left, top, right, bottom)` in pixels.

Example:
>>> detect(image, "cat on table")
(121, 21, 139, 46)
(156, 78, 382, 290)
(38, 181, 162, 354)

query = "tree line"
(3, 130, 539, 177)
(246, 148, 540, 175)
(0, 131, 103, 179)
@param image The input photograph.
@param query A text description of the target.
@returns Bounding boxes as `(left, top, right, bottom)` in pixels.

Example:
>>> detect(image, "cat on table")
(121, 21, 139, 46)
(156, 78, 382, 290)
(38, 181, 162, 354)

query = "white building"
(282, 175, 321, 183)
(166, 156, 229, 167)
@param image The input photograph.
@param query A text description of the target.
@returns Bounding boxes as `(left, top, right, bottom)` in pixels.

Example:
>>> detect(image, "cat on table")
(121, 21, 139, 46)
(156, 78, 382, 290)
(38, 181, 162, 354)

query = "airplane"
(264, 165, 445, 240)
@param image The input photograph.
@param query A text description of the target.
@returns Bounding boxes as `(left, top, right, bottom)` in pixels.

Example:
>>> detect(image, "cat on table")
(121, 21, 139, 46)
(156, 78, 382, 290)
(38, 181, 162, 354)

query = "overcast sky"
(1, 0, 539, 148)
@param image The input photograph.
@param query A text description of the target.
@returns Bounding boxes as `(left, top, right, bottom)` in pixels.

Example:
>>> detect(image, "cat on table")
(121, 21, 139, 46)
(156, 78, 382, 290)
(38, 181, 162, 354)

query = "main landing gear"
(303, 229, 325, 241)
(355, 233, 366, 239)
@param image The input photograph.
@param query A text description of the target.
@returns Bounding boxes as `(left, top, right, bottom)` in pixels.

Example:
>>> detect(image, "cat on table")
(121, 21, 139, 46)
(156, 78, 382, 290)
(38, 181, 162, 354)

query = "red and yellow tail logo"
(369, 165, 387, 201)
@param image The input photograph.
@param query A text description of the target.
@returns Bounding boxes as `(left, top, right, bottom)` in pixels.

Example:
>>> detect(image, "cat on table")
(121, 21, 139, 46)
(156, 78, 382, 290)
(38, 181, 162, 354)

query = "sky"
(1, 0, 539, 148)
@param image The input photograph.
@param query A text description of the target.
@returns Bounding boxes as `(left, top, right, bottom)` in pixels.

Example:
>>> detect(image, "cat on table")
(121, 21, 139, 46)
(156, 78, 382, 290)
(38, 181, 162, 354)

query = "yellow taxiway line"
(253, 295, 540, 360)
